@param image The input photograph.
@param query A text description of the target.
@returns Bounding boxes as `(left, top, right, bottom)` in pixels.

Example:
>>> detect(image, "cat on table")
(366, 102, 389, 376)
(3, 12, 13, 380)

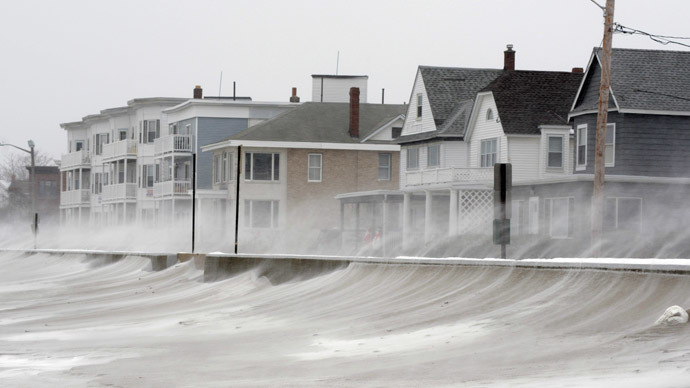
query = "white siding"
(539, 127, 573, 179)
(311, 76, 368, 103)
(400, 69, 436, 136)
(443, 141, 469, 168)
(468, 95, 507, 168)
(507, 136, 540, 182)
(367, 117, 404, 142)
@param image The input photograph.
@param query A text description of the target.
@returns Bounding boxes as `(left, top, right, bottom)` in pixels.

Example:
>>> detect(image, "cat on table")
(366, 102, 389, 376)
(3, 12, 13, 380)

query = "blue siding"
(196, 117, 249, 189)
(573, 112, 690, 178)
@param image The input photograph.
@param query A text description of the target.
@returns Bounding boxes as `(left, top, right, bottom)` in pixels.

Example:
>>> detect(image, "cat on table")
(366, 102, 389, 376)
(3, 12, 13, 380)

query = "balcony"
(60, 189, 90, 207)
(60, 150, 91, 169)
(154, 135, 192, 156)
(102, 140, 137, 161)
(101, 183, 137, 202)
(154, 180, 192, 197)
(405, 167, 493, 187)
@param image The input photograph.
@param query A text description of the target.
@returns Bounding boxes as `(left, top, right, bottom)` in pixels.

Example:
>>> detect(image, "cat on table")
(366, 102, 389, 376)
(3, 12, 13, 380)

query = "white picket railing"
(60, 150, 90, 169)
(101, 183, 137, 202)
(60, 189, 90, 206)
(102, 140, 137, 160)
(153, 180, 192, 197)
(154, 135, 192, 156)
(405, 167, 493, 186)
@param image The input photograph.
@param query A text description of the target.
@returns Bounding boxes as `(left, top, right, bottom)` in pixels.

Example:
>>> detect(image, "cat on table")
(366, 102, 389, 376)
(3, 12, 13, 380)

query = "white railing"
(405, 167, 493, 186)
(101, 183, 137, 202)
(102, 140, 137, 160)
(60, 189, 90, 206)
(154, 135, 192, 156)
(153, 180, 192, 197)
(60, 150, 91, 169)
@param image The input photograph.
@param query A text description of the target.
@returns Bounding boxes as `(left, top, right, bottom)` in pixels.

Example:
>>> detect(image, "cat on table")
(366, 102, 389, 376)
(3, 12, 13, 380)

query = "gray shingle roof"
(397, 66, 503, 143)
(419, 66, 504, 127)
(574, 47, 690, 113)
(225, 102, 405, 144)
(482, 70, 583, 135)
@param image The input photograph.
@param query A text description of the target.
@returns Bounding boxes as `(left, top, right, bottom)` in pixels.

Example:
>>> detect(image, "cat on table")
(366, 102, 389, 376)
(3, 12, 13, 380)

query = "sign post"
(493, 163, 512, 259)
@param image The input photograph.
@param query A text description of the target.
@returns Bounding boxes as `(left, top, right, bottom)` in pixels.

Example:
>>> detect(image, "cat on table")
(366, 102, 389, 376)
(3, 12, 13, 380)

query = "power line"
(614, 23, 690, 49)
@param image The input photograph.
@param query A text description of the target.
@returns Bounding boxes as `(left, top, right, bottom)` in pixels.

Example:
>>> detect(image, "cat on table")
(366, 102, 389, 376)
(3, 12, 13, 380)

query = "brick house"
(202, 88, 405, 253)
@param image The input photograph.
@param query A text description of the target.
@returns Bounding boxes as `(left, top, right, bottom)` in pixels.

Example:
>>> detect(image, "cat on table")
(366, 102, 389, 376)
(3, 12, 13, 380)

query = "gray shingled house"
(508, 47, 690, 257)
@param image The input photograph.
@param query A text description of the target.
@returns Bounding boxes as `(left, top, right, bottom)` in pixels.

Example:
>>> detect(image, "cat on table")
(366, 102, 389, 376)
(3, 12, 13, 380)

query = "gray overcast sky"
(1, 0, 689, 160)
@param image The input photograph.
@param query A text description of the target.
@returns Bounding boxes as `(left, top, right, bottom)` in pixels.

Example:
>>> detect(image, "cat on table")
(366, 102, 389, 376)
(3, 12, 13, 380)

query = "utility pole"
(591, 0, 615, 253)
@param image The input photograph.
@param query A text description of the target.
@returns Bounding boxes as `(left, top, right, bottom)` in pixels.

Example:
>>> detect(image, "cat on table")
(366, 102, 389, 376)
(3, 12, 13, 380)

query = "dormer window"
(486, 108, 494, 121)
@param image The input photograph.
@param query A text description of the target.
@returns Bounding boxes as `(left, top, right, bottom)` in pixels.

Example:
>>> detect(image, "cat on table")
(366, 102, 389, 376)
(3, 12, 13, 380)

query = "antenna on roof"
(218, 71, 223, 99)
(336, 51, 340, 75)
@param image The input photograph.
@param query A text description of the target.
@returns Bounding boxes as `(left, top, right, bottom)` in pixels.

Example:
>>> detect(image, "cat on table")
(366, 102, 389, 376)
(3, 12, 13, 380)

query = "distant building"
(7, 166, 60, 223)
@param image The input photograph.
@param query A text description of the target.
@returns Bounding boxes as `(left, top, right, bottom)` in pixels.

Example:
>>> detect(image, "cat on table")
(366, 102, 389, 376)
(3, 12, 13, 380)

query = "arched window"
(486, 108, 494, 121)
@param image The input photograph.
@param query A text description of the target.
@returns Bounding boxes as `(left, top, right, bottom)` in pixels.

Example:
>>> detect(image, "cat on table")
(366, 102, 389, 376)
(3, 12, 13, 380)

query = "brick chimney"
(290, 87, 300, 103)
(193, 85, 203, 99)
(349, 87, 360, 138)
(504, 44, 515, 71)
(572, 67, 584, 73)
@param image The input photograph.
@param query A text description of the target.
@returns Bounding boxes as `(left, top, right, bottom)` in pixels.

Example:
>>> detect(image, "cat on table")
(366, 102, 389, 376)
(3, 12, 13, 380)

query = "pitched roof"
(482, 70, 583, 135)
(574, 47, 690, 113)
(397, 66, 503, 143)
(226, 102, 405, 144)
(419, 66, 504, 128)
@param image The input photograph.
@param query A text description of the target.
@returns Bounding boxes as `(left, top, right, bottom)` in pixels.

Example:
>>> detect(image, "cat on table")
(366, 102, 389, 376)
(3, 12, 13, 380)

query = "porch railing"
(405, 167, 493, 186)
(101, 183, 137, 202)
(154, 135, 193, 156)
(102, 139, 137, 161)
(60, 150, 90, 169)
(154, 179, 192, 197)
(60, 189, 90, 206)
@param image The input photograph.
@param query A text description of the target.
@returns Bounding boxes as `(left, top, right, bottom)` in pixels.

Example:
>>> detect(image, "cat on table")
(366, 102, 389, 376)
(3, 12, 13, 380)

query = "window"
(427, 144, 440, 168)
(95, 133, 109, 156)
(308, 153, 322, 182)
(511, 200, 528, 237)
(544, 197, 575, 238)
(547, 136, 563, 168)
(486, 108, 494, 121)
(576, 125, 587, 169)
(406, 147, 419, 170)
(214, 154, 222, 184)
(141, 165, 154, 188)
(378, 153, 392, 180)
(93, 173, 102, 194)
(416, 94, 423, 119)
(605, 197, 641, 231)
(605, 123, 615, 167)
(224, 152, 233, 182)
(245, 152, 280, 181)
(75, 141, 83, 152)
(244, 200, 279, 228)
(119, 129, 127, 141)
(480, 138, 498, 167)
(222, 152, 228, 183)
(170, 123, 177, 135)
(143, 120, 160, 143)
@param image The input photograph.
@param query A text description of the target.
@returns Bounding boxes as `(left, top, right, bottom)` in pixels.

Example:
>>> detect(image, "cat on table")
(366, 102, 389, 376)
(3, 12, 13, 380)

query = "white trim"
(506, 134, 541, 138)
(605, 123, 615, 167)
(618, 108, 690, 116)
(163, 99, 296, 114)
(512, 173, 690, 187)
(546, 134, 565, 170)
(307, 153, 322, 182)
(570, 50, 599, 113)
(576, 124, 587, 171)
(464, 91, 492, 142)
(202, 139, 400, 153)
(360, 114, 405, 143)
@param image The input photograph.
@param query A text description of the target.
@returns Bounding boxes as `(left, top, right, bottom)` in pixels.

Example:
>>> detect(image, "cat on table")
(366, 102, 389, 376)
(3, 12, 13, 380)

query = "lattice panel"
(459, 190, 493, 235)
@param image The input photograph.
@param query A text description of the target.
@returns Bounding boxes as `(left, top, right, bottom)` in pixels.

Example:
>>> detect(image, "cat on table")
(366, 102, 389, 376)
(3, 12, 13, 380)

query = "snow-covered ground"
(2, 251, 690, 387)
